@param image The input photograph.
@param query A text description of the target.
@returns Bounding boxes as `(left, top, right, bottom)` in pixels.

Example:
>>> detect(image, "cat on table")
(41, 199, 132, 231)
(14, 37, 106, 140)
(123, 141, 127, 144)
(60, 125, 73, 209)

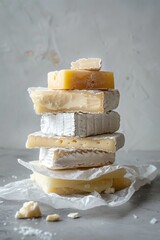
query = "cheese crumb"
(67, 212, 80, 219)
(150, 218, 158, 224)
(104, 188, 115, 194)
(14, 226, 52, 240)
(46, 214, 60, 222)
(133, 214, 138, 219)
(12, 175, 17, 179)
(15, 201, 41, 219)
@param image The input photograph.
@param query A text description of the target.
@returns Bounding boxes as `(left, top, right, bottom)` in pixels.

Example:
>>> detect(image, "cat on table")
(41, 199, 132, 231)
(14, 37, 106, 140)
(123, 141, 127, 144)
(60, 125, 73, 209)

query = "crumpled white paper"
(0, 162, 158, 210)
(17, 159, 133, 181)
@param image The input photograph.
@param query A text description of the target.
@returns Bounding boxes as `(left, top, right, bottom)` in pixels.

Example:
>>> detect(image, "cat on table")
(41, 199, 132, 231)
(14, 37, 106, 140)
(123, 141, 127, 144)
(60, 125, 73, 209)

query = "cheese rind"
(48, 70, 114, 90)
(28, 88, 120, 114)
(41, 111, 120, 137)
(39, 148, 115, 169)
(71, 58, 102, 70)
(26, 132, 125, 153)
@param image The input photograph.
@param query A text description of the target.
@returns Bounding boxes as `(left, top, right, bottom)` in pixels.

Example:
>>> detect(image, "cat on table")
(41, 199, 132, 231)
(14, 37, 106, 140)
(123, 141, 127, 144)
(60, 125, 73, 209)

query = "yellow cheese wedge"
(31, 167, 131, 195)
(26, 132, 125, 153)
(113, 178, 132, 191)
(48, 70, 114, 90)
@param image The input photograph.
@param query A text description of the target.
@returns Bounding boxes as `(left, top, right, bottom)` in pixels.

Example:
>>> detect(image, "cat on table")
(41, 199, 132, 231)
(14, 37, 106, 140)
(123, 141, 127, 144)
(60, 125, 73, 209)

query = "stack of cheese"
(26, 58, 130, 195)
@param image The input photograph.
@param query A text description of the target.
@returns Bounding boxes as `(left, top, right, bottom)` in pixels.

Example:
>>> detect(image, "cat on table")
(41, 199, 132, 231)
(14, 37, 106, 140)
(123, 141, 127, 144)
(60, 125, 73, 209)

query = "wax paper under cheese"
(0, 164, 157, 210)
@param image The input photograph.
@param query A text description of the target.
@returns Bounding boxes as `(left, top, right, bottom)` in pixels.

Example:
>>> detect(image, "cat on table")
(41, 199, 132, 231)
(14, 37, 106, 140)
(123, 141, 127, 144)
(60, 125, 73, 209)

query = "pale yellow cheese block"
(71, 58, 102, 70)
(31, 172, 113, 194)
(28, 88, 120, 114)
(26, 132, 125, 153)
(31, 168, 131, 195)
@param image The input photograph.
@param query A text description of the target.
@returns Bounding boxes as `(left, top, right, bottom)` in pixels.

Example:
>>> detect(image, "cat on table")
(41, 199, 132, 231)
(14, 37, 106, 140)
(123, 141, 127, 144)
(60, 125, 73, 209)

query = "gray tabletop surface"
(0, 149, 160, 240)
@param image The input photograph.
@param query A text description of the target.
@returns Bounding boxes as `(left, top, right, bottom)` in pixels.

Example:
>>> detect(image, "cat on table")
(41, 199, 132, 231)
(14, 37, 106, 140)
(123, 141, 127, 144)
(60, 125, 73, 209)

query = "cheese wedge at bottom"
(31, 170, 131, 195)
(26, 132, 125, 153)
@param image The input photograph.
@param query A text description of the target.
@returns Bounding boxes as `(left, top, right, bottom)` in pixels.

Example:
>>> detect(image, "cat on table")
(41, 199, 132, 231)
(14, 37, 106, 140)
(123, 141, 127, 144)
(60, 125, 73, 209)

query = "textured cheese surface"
(31, 172, 113, 194)
(71, 58, 102, 70)
(39, 148, 115, 169)
(48, 69, 114, 90)
(15, 201, 41, 219)
(31, 168, 131, 195)
(26, 132, 125, 152)
(28, 87, 120, 114)
(41, 111, 120, 137)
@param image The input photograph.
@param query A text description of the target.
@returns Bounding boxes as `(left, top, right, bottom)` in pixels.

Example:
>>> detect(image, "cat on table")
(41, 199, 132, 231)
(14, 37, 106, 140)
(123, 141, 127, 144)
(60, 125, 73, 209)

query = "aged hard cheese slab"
(39, 148, 115, 169)
(30, 163, 131, 194)
(28, 88, 120, 114)
(26, 132, 125, 153)
(71, 58, 102, 71)
(48, 70, 114, 90)
(41, 111, 120, 137)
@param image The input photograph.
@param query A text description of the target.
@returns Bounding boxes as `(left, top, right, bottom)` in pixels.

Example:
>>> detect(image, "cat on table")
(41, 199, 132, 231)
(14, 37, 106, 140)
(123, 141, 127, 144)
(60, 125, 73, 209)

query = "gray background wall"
(0, 0, 160, 150)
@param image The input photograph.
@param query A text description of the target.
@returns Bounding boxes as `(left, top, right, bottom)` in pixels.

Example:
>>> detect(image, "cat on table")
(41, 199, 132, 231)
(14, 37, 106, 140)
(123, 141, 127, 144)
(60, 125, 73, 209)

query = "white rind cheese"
(39, 148, 115, 169)
(41, 111, 120, 137)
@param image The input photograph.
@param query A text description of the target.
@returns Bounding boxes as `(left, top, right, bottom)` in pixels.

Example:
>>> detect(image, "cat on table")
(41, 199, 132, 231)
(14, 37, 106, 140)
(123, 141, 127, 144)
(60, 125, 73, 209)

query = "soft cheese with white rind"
(26, 132, 125, 153)
(18, 159, 127, 181)
(39, 148, 115, 169)
(41, 111, 120, 137)
(28, 88, 120, 114)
